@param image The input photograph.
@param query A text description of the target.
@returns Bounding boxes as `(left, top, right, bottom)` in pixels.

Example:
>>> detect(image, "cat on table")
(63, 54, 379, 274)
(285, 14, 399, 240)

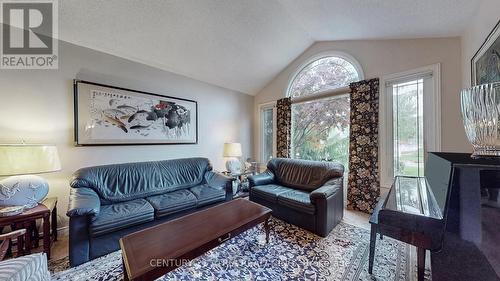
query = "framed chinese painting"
(74, 80, 198, 145)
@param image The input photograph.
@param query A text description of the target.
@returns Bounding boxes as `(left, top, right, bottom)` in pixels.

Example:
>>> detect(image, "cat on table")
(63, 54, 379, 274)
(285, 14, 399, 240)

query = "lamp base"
(225, 157, 242, 174)
(0, 175, 49, 208)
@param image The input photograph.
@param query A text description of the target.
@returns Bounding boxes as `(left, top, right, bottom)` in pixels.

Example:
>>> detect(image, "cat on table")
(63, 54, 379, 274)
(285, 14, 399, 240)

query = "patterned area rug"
(51, 218, 428, 280)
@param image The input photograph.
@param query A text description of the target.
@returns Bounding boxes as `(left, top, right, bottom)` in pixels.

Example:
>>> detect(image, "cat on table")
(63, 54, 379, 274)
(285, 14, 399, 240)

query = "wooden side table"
(30, 197, 58, 249)
(0, 197, 57, 259)
(222, 170, 255, 194)
(41, 197, 58, 243)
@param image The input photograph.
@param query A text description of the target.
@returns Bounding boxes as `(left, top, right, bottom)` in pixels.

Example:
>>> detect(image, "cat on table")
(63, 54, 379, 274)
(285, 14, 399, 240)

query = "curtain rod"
(291, 86, 351, 104)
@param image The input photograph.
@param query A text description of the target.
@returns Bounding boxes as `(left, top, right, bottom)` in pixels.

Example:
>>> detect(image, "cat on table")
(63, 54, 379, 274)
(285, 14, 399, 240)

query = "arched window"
(287, 56, 361, 98)
(286, 53, 362, 169)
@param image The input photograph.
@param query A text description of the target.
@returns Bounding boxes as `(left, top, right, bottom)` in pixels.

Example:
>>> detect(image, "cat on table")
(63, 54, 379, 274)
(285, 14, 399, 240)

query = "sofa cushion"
(267, 158, 344, 191)
(251, 184, 292, 202)
(277, 189, 315, 215)
(70, 158, 212, 203)
(189, 184, 226, 206)
(146, 189, 197, 218)
(90, 199, 154, 237)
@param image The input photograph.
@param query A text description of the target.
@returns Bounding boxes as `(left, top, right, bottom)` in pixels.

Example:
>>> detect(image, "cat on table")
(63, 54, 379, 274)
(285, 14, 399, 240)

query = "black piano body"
(369, 152, 454, 281)
(369, 152, 500, 281)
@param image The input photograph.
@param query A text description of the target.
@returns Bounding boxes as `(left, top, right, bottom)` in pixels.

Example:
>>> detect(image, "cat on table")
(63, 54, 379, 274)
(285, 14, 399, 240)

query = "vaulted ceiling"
(59, 0, 481, 95)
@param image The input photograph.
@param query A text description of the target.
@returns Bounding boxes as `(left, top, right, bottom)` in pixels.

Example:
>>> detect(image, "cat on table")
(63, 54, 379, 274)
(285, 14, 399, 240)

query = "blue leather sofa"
(66, 157, 232, 267)
(248, 158, 344, 237)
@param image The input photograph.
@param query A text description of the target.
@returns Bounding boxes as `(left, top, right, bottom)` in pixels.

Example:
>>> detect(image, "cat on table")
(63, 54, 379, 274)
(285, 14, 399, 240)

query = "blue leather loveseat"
(66, 157, 232, 266)
(248, 158, 344, 237)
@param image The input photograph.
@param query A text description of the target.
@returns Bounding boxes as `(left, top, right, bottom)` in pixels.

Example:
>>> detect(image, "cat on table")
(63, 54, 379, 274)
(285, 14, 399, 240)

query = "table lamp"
(223, 142, 242, 174)
(0, 144, 61, 208)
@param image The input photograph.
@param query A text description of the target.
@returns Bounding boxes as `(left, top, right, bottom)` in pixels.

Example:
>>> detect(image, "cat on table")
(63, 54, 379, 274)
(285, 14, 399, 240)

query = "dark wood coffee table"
(120, 199, 272, 281)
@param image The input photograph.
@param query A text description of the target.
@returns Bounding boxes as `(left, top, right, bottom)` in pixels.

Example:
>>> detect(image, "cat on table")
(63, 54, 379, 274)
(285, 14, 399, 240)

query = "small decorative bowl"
(0, 205, 25, 217)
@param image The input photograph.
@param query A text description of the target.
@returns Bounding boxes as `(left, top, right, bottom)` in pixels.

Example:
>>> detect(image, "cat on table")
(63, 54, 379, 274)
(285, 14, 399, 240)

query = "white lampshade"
(0, 144, 61, 176)
(223, 143, 242, 157)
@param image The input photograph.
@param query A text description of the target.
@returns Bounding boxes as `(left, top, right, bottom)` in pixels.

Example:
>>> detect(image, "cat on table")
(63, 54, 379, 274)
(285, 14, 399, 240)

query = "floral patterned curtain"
(276, 97, 292, 158)
(346, 78, 380, 213)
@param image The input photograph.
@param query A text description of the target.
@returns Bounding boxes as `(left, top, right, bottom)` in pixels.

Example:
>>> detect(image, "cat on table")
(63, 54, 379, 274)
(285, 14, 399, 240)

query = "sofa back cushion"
(71, 158, 211, 203)
(267, 158, 344, 192)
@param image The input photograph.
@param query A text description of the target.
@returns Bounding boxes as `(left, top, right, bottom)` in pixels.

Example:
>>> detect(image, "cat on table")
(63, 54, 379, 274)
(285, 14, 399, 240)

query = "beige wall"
(254, 38, 468, 159)
(0, 40, 254, 228)
(461, 0, 500, 87)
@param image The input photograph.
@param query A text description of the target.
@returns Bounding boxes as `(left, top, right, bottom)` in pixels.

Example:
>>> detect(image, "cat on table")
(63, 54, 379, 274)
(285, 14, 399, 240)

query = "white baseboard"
(32, 226, 69, 238)
(57, 226, 69, 237)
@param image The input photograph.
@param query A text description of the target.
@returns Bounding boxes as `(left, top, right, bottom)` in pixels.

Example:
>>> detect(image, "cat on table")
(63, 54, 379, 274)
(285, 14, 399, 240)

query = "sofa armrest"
(248, 171, 275, 187)
(310, 178, 343, 202)
(310, 178, 344, 237)
(205, 171, 232, 190)
(66, 188, 101, 217)
(205, 171, 233, 200)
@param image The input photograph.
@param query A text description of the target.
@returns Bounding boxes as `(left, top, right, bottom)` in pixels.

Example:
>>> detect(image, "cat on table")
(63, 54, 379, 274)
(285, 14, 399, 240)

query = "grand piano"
(369, 152, 500, 281)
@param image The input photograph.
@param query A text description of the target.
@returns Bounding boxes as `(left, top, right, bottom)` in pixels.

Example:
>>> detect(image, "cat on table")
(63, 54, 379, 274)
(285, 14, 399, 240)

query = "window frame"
(257, 51, 363, 167)
(379, 63, 442, 188)
(285, 50, 364, 98)
(290, 93, 351, 160)
(284, 51, 362, 204)
(257, 101, 276, 163)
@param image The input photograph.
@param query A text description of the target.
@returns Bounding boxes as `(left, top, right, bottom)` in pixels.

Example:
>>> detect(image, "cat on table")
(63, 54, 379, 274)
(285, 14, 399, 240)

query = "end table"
(222, 170, 255, 198)
(0, 197, 57, 259)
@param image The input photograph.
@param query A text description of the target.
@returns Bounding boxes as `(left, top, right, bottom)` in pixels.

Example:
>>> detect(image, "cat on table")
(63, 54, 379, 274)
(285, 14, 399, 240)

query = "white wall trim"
(56, 226, 69, 236)
(379, 63, 441, 188)
(284, 50, 365, 98)
(257, 101, 277, 163)
(34, 225, 68, 237)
